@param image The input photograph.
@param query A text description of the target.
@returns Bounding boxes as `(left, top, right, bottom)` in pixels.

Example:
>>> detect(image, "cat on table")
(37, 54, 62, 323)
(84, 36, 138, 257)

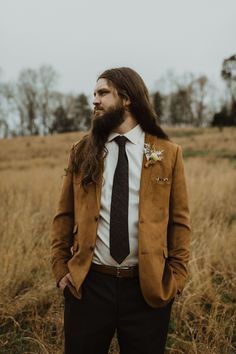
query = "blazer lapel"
(139, 133, 157, 202)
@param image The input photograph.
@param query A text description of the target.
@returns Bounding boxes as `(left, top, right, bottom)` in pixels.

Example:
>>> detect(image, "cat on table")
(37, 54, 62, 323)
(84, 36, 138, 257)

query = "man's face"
(93, 78, 123, 118)
(91, 78, 127, 139)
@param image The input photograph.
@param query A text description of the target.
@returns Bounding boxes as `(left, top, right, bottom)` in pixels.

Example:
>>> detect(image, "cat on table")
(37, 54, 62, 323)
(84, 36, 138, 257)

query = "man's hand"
(59, 273, 74, 290)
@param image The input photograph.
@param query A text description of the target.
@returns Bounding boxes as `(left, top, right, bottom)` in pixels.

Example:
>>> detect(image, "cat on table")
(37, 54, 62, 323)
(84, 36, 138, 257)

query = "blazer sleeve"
(50, 144, 75, 287)
(167, 145, 191, 294)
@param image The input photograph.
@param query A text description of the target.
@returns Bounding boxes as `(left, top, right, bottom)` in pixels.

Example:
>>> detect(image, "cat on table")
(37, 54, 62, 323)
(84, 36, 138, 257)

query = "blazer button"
(90, 246, 95, 251)
(94, 216, 99, 222)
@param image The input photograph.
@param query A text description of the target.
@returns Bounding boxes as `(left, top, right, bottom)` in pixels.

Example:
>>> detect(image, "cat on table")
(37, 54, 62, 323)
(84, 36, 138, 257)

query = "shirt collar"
(107, 124, 144, 145)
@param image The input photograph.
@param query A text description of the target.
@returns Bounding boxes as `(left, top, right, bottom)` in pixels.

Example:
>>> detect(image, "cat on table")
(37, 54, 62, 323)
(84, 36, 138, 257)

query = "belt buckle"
(116, 266, 130, 277)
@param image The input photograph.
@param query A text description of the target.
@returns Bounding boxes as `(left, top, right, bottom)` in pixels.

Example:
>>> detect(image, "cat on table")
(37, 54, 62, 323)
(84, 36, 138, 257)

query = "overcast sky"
(0, 0, 235, 97)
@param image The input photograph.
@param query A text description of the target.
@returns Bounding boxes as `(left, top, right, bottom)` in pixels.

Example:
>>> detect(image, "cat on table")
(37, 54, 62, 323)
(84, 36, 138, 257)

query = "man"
(50, 67, 191, 354)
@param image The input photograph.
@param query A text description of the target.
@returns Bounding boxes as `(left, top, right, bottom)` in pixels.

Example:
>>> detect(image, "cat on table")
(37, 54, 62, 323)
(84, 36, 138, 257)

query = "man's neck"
(112, 112, 138, 135)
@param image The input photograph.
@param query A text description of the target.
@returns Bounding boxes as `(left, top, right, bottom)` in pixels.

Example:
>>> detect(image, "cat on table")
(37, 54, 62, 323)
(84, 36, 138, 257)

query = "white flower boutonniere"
(143, 143, 164, 168)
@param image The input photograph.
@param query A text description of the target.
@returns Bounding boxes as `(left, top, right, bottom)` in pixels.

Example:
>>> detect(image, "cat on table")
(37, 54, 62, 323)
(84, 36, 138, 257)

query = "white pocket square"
(154, 176, 170, 184)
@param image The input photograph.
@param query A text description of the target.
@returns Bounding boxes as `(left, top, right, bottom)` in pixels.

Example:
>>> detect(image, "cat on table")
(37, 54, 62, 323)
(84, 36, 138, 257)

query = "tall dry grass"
(0, 128, 235, 353)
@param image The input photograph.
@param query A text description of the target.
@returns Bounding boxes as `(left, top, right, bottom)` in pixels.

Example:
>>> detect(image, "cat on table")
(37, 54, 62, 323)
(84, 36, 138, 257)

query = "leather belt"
(90, 263, 139, 278)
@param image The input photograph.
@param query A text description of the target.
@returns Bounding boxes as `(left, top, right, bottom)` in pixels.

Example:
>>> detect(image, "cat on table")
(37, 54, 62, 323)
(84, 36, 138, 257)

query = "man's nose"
(93, 95, 100, 106)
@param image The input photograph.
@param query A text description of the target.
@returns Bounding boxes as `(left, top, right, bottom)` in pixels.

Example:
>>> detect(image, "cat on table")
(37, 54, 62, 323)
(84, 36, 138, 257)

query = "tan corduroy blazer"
(50, 133, 191, 308)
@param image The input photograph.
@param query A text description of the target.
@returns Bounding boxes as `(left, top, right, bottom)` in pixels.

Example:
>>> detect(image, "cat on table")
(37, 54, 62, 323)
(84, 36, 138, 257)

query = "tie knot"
(114, 135, 127, 148)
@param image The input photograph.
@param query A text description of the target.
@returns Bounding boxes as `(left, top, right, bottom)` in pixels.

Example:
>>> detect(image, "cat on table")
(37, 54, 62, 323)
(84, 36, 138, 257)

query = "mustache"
(93, 106, 104, 114)
(91, 106, 125, 141)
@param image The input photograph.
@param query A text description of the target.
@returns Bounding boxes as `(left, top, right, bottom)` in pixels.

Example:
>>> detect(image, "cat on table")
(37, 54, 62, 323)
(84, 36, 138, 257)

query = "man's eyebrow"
(93, 88, 111, 96)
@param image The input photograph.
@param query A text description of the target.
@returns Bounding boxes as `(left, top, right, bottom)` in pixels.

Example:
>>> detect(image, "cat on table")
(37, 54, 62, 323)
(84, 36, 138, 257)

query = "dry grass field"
(0, 127, 235, 354)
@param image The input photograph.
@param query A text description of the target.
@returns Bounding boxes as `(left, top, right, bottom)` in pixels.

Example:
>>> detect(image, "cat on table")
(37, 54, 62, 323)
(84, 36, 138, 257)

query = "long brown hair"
(72, 67, 168, 189)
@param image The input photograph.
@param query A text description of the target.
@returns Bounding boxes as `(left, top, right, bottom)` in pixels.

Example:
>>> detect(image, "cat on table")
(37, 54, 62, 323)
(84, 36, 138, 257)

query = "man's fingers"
(58, 273, 74, 290)
(59, 273, 71, 290)
(59, 282, 66, 290)
(66, 273, 74, 286)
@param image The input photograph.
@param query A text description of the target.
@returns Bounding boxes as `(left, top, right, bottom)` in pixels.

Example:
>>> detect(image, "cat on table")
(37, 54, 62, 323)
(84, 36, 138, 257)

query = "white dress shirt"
(92, 124, 145, 267)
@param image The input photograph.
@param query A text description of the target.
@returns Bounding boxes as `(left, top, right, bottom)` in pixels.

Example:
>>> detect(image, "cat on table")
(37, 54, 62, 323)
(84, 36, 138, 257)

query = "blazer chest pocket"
(152, 176, 171, 185)
(72, 224, 79, 254)
(150, 175, 172, 205)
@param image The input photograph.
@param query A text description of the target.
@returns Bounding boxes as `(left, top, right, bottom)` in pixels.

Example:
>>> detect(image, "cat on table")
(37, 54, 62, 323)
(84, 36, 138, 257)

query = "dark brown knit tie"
(110, 136, 130, 264)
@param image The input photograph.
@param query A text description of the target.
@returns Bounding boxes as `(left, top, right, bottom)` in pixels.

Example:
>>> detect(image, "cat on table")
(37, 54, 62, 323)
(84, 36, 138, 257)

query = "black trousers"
(63, 268, 174, 354)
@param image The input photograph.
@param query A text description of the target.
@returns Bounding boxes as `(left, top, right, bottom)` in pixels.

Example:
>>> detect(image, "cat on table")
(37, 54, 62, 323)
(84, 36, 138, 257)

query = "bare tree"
(155, 71, 194, 125)
(191, 76, 209, 126)
(0, 69, 8, 137)
(221, 54, 236, 124)
(68, 94, 92, 131)
(0, 75, 15, 137)
(17, 68, 39, 135)
(38, 65, 58, 135)
(155, 71, 214, 126)
(169, 88, 194, 125)
(221, 54, 236, 104)
(152, 91, 163, 123)
(0, 119, 9, 138)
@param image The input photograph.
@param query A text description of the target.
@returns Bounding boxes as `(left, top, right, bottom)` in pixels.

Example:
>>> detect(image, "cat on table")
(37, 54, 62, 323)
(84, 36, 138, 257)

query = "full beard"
(91, 105, 126, 143)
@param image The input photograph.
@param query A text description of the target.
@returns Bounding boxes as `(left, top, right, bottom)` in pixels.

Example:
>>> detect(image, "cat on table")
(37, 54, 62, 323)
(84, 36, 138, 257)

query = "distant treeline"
(0, 54, 235, 138)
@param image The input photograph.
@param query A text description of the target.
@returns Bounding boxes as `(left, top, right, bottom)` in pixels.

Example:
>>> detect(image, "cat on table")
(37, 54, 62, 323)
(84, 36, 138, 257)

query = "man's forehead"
(94, 78, 115, 92)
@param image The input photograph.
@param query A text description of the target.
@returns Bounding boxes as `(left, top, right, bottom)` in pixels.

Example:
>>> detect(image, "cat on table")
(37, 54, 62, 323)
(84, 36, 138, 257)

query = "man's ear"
(123, 96, 131, 110)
